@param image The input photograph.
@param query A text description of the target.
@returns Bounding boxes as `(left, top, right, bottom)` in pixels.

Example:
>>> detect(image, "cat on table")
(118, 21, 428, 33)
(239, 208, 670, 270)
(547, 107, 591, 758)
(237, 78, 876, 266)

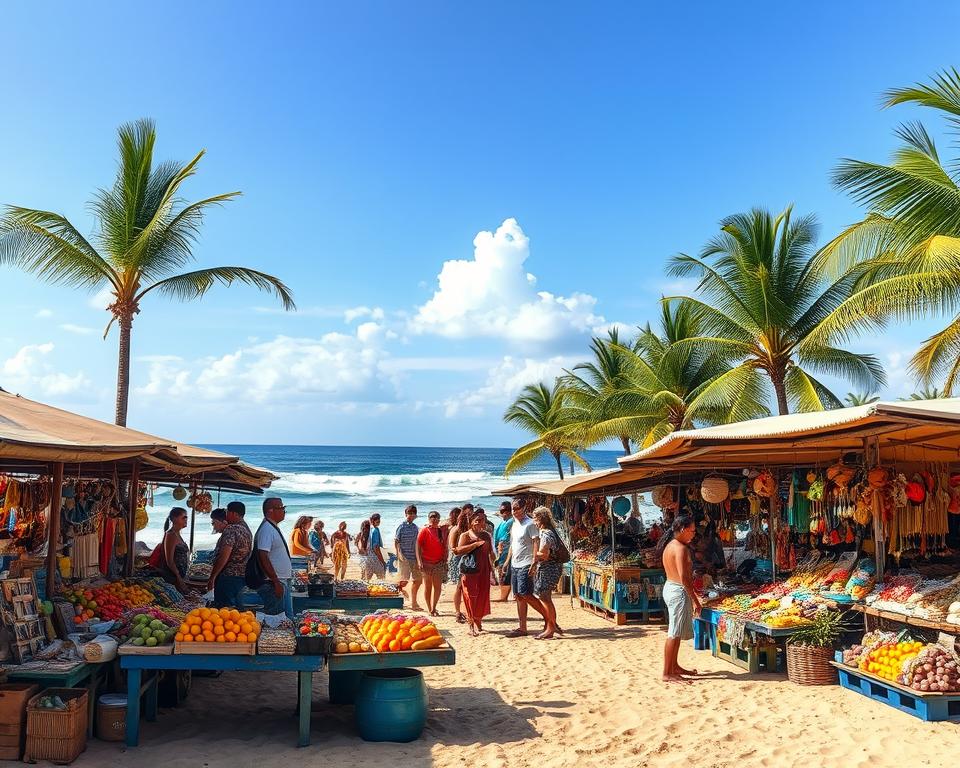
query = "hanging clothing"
(99, 516, 115, 576)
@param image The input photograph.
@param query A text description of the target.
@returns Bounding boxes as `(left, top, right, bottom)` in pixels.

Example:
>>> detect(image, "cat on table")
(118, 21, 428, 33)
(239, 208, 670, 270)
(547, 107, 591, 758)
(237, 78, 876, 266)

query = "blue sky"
(0, 2, 958, 446)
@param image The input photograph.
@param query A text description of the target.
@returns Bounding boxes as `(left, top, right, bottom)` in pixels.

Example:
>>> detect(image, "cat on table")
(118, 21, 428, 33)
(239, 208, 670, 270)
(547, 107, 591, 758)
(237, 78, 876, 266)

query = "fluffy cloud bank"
(443, 355, 576, 418)
(410, 218, 605, 350)
(2, 343, 91, 397)
(136, 323, 398, 408)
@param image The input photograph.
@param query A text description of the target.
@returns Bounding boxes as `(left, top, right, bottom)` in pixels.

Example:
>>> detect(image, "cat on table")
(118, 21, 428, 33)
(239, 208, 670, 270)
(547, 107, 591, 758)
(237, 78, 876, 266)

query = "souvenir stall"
(615, 399, 960, 715)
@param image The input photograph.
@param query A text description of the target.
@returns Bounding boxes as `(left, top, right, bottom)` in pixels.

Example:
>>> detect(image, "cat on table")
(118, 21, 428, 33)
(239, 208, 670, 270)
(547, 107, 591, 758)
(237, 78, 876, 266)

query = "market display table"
(6, 660, 107, 737)
(831, 661, 960, 722)
(327, 642, 455, 705)
(572, 563, 665, 624)
(290, 594, 404, 611)
(696, 607, 799, 673)
(120, 653, 326, 747)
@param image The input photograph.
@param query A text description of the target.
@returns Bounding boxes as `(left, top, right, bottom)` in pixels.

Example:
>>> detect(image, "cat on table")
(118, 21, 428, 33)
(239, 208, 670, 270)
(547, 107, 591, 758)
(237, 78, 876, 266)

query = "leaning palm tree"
(666, 206, 885, 415)
(561, 300, 769, 451)
(844, 391, 880, 407)
(0, 119, 294, 425)
(812, 69, 960, 396)
(503, 381, 591, 479)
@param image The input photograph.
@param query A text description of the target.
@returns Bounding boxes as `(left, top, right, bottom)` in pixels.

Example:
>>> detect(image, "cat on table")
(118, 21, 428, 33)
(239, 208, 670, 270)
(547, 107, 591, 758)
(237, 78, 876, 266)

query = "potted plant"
(786, 610, 848, 685)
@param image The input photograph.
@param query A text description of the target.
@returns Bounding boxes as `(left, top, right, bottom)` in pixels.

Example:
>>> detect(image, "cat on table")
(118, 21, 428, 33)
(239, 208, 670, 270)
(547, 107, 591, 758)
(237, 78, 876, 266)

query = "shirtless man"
(658, 514, 702, 682)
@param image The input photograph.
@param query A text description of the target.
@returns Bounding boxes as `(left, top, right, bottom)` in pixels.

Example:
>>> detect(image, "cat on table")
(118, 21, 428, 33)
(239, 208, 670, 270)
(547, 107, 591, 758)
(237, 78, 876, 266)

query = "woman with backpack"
(531, 505, 568, 640)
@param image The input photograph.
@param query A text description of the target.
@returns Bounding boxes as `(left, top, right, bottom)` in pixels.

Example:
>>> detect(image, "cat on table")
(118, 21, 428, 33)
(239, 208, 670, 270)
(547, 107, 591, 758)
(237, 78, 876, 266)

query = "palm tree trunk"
(553, 451, 565, 480)
(769, 368, 789, 416)
(620, 435, 631, 455)
(115, 311, 133, 426)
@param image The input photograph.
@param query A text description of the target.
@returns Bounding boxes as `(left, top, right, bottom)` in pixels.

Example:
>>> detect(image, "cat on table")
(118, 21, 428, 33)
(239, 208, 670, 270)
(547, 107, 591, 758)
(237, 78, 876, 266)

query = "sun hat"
(700, 476, 729, 504)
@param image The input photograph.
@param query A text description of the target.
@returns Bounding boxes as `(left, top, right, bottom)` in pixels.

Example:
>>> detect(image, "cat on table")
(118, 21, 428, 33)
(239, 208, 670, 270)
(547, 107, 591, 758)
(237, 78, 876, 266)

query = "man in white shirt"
(256, 497, 293, 617)
(503, 498, 547, 638)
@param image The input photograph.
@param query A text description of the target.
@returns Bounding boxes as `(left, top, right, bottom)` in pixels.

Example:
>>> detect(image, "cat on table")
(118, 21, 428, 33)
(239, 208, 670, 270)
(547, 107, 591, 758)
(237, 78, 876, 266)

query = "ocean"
(141, 444, 625, 549)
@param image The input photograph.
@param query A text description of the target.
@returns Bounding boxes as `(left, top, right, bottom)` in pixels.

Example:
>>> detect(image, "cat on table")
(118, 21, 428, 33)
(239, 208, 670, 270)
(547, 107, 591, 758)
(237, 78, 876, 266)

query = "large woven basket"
(786, 643, 837, 686)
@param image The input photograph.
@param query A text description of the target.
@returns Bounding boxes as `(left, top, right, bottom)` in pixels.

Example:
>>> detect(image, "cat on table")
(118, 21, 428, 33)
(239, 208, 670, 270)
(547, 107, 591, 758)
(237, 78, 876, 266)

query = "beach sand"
(75, 584, 960, 768)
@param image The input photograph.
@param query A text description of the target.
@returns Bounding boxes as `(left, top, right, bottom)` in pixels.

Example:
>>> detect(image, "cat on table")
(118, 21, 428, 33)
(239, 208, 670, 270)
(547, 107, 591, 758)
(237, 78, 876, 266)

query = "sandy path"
(71, 583, 960, 768)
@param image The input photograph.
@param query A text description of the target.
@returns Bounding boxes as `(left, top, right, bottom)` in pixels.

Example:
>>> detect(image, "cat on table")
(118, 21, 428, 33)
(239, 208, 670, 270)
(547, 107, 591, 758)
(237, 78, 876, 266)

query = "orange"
(237, 633, 248, 643)
(219, 607, 230, 618)
(203, 630, 215, 642)
(193, 634, 205, 643)
(190, 625, 202, 636)
(214, 625, 225, 636)
(201, 620, 213, 631)
(179, 623, 190, 635)
(389, 639, 400, 651)
(216, 635, 226, 643)
(211, 615, 223, 626)
(242, 611, 254, 621)
(247, 631, 258, 642)
(225, 621, 236, 633)
(225, 631, 236, 642)
(174, 633, 184, 642)
(199, 608, 211, 620)
(239, 622, 251, 635)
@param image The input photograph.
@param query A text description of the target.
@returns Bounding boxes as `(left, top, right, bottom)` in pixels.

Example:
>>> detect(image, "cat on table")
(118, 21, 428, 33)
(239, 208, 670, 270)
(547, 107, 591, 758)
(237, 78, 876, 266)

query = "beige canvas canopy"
(0, 389, 275, 491)
(618, 398, 960, 471)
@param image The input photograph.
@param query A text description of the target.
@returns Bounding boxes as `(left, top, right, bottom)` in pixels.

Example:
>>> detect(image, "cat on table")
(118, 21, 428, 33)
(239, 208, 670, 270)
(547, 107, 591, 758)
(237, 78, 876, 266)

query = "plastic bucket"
(354, 668, 427, 742)
(96, 694, 127, 742)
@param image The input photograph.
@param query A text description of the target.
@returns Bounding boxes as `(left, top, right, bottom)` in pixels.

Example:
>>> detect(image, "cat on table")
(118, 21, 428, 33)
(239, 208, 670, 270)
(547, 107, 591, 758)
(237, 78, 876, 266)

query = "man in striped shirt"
(394, 504, 422, 610)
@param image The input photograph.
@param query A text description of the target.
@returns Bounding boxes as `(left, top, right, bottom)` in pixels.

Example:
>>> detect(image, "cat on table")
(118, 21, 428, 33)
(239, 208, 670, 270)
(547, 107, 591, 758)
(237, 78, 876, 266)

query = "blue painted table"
(119, 653, 326, 747)
(326, 642, 455, 704)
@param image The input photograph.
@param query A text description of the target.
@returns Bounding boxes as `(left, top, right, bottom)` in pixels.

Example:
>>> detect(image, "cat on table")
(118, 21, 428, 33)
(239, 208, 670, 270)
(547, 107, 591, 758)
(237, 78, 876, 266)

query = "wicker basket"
(786, 643, 838, 686)
(24, 688, 87, 764)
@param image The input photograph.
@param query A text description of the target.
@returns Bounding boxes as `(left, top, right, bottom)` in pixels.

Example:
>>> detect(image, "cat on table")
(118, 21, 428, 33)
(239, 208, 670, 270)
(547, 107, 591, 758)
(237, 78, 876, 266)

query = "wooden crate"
(118, 642, 174, 656)
(174, 641, 256, 655)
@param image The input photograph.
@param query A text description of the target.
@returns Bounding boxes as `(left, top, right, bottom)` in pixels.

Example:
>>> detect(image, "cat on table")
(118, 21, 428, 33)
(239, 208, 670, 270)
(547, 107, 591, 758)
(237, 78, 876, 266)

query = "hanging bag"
(245, 522, 268, 589)
(550, 530, 571, 564)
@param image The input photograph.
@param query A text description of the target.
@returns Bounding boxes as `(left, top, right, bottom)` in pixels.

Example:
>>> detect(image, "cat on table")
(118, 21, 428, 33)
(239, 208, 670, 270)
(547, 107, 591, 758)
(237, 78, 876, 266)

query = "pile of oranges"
(360, 615, 440, 653)
(174, 607, 261, 644)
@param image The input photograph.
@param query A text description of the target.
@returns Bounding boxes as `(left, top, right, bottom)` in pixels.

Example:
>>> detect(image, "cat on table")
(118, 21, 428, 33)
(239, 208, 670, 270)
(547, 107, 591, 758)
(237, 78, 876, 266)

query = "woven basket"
(786, 643, 837, 686)
(26, 688, 88, 739)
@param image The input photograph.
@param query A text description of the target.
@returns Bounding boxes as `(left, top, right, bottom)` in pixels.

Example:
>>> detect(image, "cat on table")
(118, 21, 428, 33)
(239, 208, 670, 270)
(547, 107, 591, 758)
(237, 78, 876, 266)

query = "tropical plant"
(900, 386, 943, 401)
(666, 205, 886, 415)
(503, 381, 591, 479)
(0, 119, 295, 425)
(560, 300, 769, 451)
(844, 391, 879, 406)
(787, 610, 851, 648)
(814, 69, 960, 395)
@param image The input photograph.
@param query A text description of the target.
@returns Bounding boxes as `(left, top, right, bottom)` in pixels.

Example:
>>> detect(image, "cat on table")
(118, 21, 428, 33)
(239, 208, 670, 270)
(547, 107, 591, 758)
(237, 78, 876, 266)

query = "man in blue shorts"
(503, 498, 547, 637)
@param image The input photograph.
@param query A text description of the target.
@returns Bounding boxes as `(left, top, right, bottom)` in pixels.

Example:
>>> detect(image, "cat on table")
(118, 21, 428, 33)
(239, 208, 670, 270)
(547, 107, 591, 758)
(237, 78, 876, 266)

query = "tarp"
(0, 390, 274, 491)
(619, 398, 960, 469)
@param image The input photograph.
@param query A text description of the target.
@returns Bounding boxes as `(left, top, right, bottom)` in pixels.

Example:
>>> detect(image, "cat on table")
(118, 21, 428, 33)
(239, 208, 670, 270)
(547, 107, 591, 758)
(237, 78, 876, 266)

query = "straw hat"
(700, 476, 729, 504)
(651, 485, 674, 509)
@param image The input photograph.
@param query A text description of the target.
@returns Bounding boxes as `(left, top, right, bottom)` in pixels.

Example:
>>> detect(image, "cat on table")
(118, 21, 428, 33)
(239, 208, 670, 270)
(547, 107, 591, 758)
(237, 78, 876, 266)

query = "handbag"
(244, 522, 268, 589)
(460, 551, 479, 574)
(549, 531, 571, 564)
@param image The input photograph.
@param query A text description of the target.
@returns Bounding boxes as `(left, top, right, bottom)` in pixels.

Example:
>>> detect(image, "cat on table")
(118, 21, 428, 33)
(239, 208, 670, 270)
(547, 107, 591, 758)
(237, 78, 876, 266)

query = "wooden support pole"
(126, 460, 140, 576)
(45, 462, 64, 598)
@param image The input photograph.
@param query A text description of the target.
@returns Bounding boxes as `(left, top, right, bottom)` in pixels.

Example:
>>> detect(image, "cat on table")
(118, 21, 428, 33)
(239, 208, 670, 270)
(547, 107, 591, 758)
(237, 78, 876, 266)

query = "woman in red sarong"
(455, 511, 496, 636)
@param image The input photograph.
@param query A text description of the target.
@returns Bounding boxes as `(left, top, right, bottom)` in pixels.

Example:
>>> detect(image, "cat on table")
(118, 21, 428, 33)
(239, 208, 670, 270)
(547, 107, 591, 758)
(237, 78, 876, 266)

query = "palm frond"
(785, 367, 843, 412)
(137, 266, 296, 310)
(504, 438, 549, 477)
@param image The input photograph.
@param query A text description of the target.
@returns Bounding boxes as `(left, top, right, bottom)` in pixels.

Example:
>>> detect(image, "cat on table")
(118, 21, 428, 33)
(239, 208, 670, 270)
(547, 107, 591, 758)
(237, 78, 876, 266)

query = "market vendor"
(157, 507, 190, 594)
(207, 501, 252, 609)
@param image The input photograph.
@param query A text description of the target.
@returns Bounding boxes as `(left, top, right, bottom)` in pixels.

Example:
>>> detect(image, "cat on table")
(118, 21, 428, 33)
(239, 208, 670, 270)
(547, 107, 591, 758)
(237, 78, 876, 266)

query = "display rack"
(573, 563, 666, 624)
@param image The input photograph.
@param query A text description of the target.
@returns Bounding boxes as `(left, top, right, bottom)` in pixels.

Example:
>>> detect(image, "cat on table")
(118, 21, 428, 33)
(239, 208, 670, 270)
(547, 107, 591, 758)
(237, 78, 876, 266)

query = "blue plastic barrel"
(354, 668, 427, 742)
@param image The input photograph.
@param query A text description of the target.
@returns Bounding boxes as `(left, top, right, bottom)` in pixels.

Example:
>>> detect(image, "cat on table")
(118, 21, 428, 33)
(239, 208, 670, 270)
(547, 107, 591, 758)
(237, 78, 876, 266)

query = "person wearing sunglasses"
(254, 497, 293, 616)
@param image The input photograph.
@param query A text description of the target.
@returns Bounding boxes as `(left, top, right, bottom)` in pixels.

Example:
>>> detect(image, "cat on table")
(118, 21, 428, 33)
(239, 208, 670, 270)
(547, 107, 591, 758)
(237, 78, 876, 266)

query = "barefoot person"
(503, 498, 548, 638)
(531, 506, 564, 640)
(330, 521, 351, 580)
(395, 505, 422, 610)
(455, 511, 496, 636)
(447, 508, 469, 622)
(659, 514, 701, 682)
(416, 511, 446, 616)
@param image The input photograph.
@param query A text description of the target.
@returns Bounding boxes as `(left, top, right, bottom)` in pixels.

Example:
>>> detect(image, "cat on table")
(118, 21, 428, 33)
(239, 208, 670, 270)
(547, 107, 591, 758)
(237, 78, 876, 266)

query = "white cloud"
(60, 324, 95, 336)
(344, 306, 385, 323)
(1, 343, 91, 397)
(89, 286, 114, 311)
(410, 218, 606, 350)
(443, 355, 576, 418)
(136, 324, 399, 407)
(35, 309, 53, 319)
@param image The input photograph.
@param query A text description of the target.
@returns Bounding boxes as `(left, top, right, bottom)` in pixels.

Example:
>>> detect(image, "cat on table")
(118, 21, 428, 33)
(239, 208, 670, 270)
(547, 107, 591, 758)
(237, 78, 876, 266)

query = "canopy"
(0, 390, 274, 492)
(492, 467, 638, 497)
(619, 399, 960, 471)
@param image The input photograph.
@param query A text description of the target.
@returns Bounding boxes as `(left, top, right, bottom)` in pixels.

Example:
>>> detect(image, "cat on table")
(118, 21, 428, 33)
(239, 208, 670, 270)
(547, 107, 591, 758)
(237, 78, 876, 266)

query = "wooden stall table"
(327, 637, 455, 705)
(119, 653, 326, 748)
(572, 562, 666, 624)
(5, 660, 108, 737)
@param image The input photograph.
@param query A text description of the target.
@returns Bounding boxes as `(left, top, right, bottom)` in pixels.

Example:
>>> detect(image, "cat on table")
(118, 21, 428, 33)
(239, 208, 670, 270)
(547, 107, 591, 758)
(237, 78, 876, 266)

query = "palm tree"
(812, 69, 960, 396)
(900, 386, 944, 401)
(0, 119, 294, 425)
(844, 391, 880, 406)
(666, 205, 886, 415)
(503, 381, 591, 479)
(562, 300, 769, 451)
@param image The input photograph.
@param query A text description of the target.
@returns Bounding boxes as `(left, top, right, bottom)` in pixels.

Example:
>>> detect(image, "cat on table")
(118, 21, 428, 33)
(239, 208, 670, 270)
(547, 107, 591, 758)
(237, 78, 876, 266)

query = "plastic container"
(96, 694, 127, 742)
(307, 583, 334, 599)
(296, 634, 333, 655)
(354, 668, 427, 742)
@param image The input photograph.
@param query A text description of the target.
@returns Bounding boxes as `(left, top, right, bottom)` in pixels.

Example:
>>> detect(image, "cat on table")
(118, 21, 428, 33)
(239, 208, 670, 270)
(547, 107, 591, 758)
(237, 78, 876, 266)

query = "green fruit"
(133, 637, 145, 646)
(140, 627, 152, 640)
(146, 637, 158, 647)
(149, 619, 163, 630)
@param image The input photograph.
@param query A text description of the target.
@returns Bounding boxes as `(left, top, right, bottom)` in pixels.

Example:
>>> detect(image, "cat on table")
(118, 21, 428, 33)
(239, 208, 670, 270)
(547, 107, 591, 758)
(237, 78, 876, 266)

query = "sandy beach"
(71, 583, 960, 768)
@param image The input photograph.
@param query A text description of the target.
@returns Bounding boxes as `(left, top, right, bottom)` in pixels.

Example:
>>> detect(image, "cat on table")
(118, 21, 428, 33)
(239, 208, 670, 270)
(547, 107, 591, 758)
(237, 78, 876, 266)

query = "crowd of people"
(150, 495, 572, 640)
